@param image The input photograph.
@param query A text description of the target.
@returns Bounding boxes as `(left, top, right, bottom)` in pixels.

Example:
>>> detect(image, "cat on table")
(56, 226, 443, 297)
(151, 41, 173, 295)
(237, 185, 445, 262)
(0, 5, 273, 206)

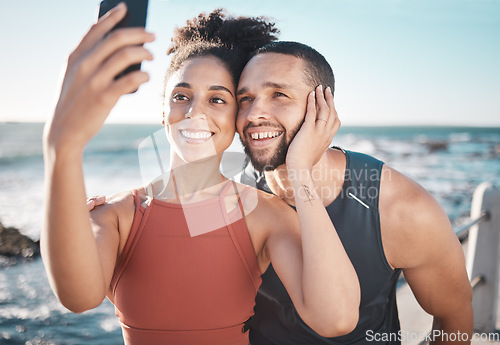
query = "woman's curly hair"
(164, 9, 279, 87)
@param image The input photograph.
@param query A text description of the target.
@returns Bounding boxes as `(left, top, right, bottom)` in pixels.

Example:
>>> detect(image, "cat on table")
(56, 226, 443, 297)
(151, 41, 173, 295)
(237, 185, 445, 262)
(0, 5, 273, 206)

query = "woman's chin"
(175, 150, 220, 166)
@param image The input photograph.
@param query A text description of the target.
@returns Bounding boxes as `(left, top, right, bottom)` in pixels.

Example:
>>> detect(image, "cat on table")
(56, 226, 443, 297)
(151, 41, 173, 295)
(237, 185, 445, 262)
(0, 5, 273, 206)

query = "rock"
(0, 222, 40, 259)
(424, 140, 448, 153)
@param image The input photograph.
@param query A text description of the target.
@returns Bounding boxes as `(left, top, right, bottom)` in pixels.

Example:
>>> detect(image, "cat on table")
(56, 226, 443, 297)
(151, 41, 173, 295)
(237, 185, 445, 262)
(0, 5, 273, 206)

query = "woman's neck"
(165, 154, 226, 202)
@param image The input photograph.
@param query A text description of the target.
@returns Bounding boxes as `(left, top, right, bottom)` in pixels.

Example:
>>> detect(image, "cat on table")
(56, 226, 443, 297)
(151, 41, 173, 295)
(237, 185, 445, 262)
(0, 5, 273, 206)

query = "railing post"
(466, 182, 500, 333)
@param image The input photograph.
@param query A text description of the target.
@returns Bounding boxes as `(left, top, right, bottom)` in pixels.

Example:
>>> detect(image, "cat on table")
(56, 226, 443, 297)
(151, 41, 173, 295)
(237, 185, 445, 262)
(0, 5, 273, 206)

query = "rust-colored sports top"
(110, 182, 262, 345)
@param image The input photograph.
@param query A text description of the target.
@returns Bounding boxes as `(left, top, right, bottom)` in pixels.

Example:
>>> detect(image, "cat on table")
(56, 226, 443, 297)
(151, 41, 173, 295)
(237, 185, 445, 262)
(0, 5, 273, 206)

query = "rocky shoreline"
(0, 221, 40, 265)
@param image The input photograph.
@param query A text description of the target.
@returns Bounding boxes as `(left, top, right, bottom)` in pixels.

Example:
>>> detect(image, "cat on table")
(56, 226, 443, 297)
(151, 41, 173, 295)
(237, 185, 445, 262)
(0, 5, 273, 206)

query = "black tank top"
(248, 149, 402, 345)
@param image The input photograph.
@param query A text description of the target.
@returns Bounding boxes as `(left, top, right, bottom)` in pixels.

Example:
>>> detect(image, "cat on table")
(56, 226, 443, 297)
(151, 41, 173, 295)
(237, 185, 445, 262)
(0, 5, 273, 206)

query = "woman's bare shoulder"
(90, 187, 147, 222)
(230, 182, 295, 224)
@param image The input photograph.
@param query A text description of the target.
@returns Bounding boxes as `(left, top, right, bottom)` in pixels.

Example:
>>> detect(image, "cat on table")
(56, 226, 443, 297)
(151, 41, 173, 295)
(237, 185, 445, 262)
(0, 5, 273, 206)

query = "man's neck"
(263, 148, 346, 207)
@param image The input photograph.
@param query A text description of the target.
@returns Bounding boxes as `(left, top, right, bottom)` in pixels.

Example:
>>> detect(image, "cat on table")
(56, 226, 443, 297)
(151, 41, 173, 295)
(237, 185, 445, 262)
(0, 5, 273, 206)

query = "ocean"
(0, 122, 499, 344)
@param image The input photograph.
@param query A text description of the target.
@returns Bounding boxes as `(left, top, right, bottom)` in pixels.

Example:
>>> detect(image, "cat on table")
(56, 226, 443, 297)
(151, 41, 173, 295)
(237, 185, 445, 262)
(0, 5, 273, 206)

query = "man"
(235, 41, 473, 345)
(89, 41, 473, 344)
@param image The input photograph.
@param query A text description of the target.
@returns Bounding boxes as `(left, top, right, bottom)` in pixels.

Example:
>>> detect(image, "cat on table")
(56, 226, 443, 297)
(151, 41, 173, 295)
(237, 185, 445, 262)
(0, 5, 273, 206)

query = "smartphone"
(98, 0, 149, 80)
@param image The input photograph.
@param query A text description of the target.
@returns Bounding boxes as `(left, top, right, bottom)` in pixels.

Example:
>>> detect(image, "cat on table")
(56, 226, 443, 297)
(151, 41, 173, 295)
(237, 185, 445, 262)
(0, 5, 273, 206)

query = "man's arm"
(380, 166, 473, 345)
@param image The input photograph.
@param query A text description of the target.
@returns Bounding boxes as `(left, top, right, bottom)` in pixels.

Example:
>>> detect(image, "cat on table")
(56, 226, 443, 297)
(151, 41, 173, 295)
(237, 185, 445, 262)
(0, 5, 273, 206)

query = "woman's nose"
(185, 100, 207, 120)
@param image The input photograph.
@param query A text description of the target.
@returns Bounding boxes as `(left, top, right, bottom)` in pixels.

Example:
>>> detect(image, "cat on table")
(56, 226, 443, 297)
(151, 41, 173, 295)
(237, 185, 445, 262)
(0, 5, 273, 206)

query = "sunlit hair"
(164, 9, 279, 90)
(253, 41, 335, 94)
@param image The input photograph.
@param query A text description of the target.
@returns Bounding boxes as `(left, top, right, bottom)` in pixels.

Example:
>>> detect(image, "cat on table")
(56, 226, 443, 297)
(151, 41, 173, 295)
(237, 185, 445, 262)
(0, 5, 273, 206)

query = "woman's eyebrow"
(174, 82, 190, 88)
(209, 85, 234, 97)
(173, 83, 233, 97)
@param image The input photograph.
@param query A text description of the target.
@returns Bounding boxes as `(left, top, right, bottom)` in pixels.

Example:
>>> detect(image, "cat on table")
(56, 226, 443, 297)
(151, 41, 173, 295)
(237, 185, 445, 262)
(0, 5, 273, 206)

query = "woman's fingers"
(71, 3, 128, 64)
(314, 85, 329, 127)
(312, 85, 340, 146)
(325, 87, 337, 123)
(99, 45, 153, 84)
(325, 87, 340, 133)
(109, 70, 150, 97)
(315, 85, 328, 119)
(304, 90, 317, 126)
(89, 28, 155, 75)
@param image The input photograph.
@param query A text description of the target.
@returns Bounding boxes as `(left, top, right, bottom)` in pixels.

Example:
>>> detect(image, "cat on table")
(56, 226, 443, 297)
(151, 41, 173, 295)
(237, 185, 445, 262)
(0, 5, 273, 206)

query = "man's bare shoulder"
(379, 165, 457, 269)
(379, 165, 441, 221)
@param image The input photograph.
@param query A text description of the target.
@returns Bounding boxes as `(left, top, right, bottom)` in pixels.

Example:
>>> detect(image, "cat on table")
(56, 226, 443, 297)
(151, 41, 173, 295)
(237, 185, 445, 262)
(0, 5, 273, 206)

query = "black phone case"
(98, 0, 149, 80)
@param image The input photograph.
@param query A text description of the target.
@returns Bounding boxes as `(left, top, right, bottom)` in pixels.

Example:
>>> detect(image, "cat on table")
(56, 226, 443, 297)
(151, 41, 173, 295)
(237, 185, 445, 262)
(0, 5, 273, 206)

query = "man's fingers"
(72, 3, 128, 63)
(87, 200, 95, 211)
(87, 195, 106, 211)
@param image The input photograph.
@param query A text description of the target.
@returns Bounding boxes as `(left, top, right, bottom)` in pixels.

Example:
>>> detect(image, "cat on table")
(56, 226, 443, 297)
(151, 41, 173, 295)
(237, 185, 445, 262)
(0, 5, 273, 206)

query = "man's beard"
(241, 121, 302, 172)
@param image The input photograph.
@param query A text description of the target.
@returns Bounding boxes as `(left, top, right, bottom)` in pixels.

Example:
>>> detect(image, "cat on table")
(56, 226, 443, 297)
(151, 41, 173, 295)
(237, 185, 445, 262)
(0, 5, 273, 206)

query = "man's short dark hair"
(253, 41, 335, 94)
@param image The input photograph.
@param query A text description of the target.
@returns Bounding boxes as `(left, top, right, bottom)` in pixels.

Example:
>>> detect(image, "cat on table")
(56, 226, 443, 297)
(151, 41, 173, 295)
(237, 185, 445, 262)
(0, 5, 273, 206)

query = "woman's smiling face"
(164, 56, 238, 163)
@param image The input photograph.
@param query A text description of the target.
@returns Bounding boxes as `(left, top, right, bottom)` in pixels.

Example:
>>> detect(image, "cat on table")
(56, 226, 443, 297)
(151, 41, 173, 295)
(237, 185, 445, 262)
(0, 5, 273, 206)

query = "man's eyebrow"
(236, 87, 248, 96)
(209, 85, 233, 97)
(263, 82, 293, 90)
(236, 82, 293, 96)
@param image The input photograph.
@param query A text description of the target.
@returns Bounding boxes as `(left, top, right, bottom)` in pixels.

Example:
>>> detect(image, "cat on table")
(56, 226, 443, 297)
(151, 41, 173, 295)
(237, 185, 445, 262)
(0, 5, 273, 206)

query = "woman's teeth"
(181, 130, 213, 139)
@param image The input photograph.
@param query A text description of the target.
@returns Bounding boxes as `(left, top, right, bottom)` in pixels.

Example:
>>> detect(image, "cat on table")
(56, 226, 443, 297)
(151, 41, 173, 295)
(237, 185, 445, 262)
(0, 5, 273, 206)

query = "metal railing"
(456, 211, 491, 242)
(411, 182, 499, 345)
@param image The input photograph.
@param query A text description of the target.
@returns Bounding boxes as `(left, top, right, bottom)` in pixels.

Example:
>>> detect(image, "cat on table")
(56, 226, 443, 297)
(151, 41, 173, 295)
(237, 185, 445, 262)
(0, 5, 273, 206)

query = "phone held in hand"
(98, 0, 149, 80)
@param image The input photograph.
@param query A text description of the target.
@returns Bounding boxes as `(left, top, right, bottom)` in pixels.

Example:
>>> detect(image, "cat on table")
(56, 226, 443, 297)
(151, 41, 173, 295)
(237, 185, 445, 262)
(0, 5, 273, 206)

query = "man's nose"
(244, 99, 270, 122)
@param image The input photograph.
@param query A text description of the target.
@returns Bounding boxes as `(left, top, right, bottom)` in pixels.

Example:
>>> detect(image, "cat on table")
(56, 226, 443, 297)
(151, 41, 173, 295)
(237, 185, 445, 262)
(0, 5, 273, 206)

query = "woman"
(42, 5, 360, 345)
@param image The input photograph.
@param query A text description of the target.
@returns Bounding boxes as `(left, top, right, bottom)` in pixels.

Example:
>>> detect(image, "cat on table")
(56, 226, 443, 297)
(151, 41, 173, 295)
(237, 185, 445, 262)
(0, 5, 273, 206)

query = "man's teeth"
(250, 132, 281, 140)
(181, 130, 212, 139)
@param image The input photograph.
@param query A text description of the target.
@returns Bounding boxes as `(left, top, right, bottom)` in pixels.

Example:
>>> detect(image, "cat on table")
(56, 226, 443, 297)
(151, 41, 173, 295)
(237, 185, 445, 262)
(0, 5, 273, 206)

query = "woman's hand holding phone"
(45, 3, 155, 152)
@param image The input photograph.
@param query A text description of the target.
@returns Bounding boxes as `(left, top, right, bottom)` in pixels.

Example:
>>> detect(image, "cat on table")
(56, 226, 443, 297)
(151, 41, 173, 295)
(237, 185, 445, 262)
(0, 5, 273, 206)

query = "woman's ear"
(162, 111, 166, 126)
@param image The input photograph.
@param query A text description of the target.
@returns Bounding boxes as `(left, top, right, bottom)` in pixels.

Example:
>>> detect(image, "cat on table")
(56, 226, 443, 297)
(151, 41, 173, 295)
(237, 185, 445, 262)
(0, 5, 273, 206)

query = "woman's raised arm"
(41, 3, 154, 312)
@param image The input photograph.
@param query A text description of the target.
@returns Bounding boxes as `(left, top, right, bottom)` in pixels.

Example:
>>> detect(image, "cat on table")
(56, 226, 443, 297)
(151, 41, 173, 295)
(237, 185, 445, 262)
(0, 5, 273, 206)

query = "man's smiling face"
(236, 53, 313, 171)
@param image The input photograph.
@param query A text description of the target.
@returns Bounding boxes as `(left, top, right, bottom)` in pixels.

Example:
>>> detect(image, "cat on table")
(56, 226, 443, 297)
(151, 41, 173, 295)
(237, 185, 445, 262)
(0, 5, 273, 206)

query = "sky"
(0, 0, 499, 126)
